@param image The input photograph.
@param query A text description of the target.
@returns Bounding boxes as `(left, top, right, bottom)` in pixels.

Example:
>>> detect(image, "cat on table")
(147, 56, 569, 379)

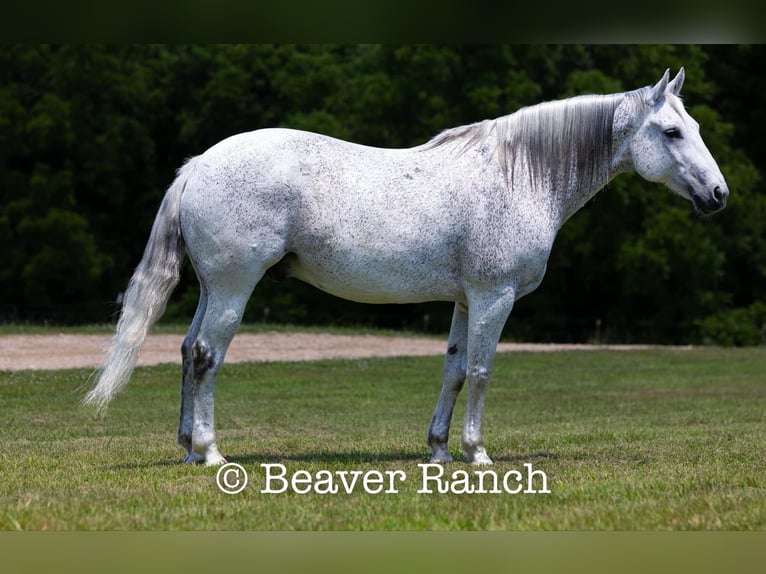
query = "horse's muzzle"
(693, 184, 729, 214)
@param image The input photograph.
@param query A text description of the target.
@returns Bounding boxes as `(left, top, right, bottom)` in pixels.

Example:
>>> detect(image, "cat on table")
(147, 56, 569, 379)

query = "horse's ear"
(668, 67, 685, 96)
(647, 68, 670, 105)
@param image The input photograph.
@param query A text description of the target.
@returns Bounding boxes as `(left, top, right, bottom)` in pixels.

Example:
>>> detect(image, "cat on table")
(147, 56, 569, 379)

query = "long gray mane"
(425, 88, 649, 196)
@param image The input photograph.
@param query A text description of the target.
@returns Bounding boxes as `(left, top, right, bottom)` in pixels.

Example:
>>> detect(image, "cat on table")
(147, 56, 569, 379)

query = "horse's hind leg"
(178, 285, 207, 462)
(187, 273, 260, 465)
(427, 303, 469, 463)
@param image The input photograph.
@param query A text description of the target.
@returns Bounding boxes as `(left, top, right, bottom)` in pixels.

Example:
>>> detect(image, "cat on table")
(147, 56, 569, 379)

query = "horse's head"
(620, 68, 729, 215)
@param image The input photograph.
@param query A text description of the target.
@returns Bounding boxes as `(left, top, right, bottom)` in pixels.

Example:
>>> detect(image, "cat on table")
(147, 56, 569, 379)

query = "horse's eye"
(664, 127, 682, 139)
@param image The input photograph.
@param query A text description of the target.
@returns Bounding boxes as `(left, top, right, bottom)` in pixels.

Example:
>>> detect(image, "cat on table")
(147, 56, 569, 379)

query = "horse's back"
(183, 127, 450, 229)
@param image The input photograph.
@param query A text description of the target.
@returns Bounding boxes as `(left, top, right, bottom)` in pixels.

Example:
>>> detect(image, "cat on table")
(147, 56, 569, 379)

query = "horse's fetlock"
(428, 430, 448, 447)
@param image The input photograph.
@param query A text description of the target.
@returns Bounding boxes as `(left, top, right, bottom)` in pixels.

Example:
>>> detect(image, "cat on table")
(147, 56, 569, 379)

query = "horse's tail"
(83, 158, 197, 412)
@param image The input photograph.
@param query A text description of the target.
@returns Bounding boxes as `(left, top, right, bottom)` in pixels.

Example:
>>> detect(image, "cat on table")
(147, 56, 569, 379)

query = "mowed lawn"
(1, 346, 764, 530)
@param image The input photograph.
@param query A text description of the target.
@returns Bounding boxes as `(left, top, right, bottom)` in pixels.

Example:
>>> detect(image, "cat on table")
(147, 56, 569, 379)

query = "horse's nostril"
(713, 185, 728, 206)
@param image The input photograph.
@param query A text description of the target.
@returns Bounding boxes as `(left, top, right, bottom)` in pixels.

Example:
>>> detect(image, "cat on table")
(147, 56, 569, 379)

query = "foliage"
(1, 45, 764, 343)
(697, 301, 766, 346)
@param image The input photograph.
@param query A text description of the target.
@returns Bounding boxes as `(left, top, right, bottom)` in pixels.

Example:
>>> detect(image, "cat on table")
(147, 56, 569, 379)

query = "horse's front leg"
(427, 303, 469, 463)
(462, 289, 515, 465)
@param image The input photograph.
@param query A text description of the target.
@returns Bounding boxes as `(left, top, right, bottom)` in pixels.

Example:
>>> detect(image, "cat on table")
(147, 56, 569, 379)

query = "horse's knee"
(443, 346, 467, 388)
(468, 365, 491, 389)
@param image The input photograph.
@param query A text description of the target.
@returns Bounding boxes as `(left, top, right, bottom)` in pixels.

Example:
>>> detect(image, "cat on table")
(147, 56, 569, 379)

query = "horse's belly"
(286, 251, 462, 305)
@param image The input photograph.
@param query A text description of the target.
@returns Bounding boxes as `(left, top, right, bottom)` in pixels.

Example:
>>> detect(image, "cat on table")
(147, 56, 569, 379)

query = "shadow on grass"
(227, 449, 559, 466)
(493, 451, 558, 463)
(105, 449, 558, 470)
(232, 450, 427, 465)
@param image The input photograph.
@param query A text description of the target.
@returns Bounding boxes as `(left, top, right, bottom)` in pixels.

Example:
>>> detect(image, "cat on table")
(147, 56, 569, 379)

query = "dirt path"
(0, 332, 681, 371)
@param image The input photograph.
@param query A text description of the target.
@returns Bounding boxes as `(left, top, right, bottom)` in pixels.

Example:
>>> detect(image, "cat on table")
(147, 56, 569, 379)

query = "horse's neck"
(553, 164, 625, 226)
(496, 93, 627, 226)
(552, 95, 640, 225)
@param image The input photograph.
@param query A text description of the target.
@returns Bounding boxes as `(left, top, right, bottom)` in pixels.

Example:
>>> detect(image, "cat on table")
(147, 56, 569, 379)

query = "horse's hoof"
(429, 455, 453, 464)
(471, 454, 494, 466)
(184, 452, 205, 464)
(205, 455, 227, 467)
(464, 447, 493, 465)
(428, 449, 453, 464)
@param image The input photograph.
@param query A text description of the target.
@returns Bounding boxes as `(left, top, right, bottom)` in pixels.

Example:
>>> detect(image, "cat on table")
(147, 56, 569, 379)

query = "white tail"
(83, 159, 196, 411)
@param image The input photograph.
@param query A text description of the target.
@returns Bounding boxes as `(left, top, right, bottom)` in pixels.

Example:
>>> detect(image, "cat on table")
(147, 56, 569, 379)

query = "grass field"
(1, 345, 764, 530)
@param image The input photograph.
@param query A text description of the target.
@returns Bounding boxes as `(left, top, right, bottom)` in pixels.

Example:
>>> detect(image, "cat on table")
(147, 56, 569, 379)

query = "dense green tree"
(1, 45, 763, 343)
(1, 46, 110, 315)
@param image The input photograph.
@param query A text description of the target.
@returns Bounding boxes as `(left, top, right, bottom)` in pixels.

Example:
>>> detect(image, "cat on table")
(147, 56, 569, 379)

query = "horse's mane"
(425, 88, 649, 196)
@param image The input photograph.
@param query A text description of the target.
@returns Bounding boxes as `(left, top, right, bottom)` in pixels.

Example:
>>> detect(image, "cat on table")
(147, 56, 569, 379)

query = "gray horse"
(85, 68, 728, 466)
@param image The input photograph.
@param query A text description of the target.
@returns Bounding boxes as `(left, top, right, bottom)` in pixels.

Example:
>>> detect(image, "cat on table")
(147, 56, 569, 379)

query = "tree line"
(1, 45, 764, 344)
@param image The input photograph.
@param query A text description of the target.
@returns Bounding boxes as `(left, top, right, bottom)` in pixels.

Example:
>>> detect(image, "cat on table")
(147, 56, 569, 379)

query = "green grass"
(1, 347, 764, 530)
